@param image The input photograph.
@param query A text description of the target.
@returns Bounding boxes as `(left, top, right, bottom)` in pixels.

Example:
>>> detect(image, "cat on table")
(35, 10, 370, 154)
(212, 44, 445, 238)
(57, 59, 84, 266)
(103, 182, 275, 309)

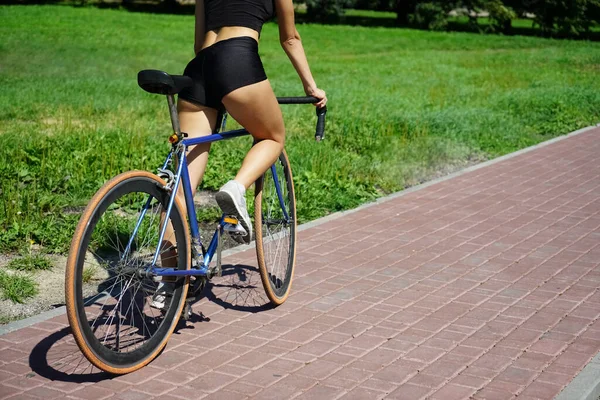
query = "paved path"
(1, 126, 599, 400)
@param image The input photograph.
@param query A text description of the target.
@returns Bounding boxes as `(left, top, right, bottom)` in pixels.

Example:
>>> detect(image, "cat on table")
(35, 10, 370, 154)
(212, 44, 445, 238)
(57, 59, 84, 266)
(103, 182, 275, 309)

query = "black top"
(205, 0, 274, 34)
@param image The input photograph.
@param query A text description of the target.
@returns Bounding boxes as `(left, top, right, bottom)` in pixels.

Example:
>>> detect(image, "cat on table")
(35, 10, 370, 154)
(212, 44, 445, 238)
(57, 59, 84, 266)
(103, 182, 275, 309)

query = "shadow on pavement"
(28, 263, 270, 381)
(204, 263, 273, 313)
(172, 263, 272, 335)
(28, 327, 114, 383)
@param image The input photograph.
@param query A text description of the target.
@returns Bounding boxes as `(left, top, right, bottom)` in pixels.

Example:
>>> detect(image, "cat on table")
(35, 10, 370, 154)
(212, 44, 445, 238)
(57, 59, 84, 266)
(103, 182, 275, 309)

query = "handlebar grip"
(315, 106, 327, 141)
(277, 96, 319, 104)
(275, 96, 326, 141)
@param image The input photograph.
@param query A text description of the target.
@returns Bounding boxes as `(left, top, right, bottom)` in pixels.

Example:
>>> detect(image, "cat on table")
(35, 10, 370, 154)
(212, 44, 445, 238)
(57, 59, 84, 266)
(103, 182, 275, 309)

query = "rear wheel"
(65, 171, 190, 374)
(254, 150, 297, 305)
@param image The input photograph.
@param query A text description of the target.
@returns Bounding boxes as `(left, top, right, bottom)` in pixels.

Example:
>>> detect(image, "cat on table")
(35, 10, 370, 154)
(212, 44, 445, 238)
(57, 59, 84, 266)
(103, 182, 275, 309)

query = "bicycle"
(64, 69, 327, 374)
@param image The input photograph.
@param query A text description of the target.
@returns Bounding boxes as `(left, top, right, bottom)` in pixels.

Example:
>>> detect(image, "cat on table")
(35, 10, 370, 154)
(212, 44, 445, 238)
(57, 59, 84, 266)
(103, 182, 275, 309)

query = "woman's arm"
(194, 0, 206, 55)
(275, 0, 327, 108)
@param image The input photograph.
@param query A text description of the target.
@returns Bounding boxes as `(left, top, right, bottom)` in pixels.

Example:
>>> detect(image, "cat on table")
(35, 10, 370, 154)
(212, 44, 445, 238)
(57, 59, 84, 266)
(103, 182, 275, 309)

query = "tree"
(355, 0, 396, 11)
(412, 1, 455, 30)
(520, 0, 599, 36)
(305, 0, 355, 22)
(397, 0, 456, 29)
(486, 0, 517, 33)
(396, 0, 419, 25)
(391, 0, 600, 37)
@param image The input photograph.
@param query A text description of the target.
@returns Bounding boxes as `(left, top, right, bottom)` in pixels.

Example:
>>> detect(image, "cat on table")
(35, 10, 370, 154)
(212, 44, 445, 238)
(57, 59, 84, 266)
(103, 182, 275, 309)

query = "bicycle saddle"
(137, 69, 193, 95)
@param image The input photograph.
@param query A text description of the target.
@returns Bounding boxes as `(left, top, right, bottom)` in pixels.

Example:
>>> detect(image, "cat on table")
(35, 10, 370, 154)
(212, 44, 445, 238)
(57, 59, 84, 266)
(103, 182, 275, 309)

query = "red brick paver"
(1, 127, 599, 399)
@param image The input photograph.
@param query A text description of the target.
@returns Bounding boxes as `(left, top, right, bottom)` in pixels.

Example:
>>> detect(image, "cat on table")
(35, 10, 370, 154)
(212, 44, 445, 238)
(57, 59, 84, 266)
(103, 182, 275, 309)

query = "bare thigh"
(177, 99, 218, 196)
(222, 79, 285, 145)
(221, 80, 285, 187)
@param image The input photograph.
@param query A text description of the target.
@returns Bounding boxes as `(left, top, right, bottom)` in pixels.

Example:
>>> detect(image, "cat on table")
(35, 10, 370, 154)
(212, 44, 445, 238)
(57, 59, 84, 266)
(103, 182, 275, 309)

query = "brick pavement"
(1, 126, 599, 400)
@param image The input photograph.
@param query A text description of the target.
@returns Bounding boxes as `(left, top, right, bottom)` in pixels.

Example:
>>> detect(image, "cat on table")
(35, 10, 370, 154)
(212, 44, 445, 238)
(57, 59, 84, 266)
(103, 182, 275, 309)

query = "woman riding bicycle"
(179, 0, 327, 243)
(65, 0, 328, 368)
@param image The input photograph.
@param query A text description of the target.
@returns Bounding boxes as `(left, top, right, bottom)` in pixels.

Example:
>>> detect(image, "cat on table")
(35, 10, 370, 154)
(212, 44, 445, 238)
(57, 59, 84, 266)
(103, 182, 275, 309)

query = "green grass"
(2, 250, 51, 304)
(1, 5, 600, 253)
(0, 269, 38, 303)
(7, 254, 53, 272)
(0, 315, 15, 325)
(196, 206, 222, 223)
(82, 265, 97, 284)
(345, 9, 397, 19)
(448, 15, 539, 29)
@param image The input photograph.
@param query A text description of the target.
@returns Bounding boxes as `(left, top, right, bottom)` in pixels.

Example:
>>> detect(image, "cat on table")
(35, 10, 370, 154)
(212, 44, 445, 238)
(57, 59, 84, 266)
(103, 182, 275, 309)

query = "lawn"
(1, 5, 600, 255)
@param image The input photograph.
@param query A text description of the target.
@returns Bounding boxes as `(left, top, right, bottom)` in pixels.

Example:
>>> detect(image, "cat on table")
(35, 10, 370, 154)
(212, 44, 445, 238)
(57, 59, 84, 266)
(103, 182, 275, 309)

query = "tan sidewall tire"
(254, 150, 297, 305)
(65, 170, 190, 375)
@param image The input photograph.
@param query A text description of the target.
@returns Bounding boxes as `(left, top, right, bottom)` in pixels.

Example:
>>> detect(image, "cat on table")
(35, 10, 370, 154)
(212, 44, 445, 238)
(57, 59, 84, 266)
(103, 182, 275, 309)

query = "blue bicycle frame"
(152, 128, 255, 278)
(124, 93, 325, 280)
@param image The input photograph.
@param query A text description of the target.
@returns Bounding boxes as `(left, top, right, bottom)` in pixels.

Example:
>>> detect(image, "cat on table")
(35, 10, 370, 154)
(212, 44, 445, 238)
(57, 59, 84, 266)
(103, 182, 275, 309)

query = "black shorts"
(178, 36, 268, 110)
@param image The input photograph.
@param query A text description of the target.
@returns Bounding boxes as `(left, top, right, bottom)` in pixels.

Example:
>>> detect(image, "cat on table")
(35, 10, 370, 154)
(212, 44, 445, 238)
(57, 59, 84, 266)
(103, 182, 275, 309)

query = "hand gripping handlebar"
(277, 97, 327, 141)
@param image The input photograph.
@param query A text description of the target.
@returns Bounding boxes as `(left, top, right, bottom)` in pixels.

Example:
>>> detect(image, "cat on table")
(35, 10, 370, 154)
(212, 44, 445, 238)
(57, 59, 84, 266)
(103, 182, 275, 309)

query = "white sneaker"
(215, 180, 252, 244)
(150, 282, 173, 310)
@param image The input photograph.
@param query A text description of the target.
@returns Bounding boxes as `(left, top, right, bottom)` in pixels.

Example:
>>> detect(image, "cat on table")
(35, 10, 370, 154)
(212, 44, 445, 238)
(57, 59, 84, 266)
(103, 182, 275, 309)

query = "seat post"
(166, 94, 181, 135)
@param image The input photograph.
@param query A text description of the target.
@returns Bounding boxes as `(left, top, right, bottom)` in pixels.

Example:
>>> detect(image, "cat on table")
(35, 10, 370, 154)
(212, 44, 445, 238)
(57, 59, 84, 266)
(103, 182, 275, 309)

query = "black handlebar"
(277, 96, 327, 141)
(314, 106, 327, 142)
(277, 96, 319, 104)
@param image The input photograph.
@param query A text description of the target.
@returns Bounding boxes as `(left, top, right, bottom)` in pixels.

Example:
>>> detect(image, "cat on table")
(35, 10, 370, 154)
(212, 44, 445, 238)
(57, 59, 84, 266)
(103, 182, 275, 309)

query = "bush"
(410, 2, 450, 30)
(396, 0, 420, 24)
(354, 0, 396, 11)
(394, 0, 599, 37)
(487, 0, 516, 33)
(305, 0, 355, 22)
(523, 0, 600, 36)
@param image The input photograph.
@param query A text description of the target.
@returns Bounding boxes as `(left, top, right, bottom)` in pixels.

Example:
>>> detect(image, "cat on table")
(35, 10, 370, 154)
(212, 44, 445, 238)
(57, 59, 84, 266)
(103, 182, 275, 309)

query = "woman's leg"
(160, 99, 217, 268)
(221, 79, 285, 189)
(213, 80, 284, 244)
(178, 99, 219, 194)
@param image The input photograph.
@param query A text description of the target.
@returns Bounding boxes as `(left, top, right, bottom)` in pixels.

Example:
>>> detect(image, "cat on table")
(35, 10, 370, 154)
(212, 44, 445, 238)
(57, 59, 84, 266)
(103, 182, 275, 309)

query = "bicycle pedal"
(223, 216, 239, 225)
(223, 222, 247, 236)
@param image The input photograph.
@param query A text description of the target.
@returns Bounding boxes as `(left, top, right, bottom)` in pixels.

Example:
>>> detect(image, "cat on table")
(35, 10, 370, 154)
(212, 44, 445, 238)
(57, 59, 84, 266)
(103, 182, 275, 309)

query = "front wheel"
(254, 150, 297, 305)
(65, 171, 190, 374)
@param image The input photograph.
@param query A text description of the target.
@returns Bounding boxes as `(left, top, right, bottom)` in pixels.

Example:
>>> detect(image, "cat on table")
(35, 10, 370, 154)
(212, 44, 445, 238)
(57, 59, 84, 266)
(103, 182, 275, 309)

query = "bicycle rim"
(65, 171, 189, 374)
(254, 150, 297, 305)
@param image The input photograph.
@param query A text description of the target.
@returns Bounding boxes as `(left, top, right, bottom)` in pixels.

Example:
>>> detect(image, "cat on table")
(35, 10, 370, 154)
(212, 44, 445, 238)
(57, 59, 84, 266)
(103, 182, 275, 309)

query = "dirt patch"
(0, 254, 68, 323)
(195, 190, 218, 208)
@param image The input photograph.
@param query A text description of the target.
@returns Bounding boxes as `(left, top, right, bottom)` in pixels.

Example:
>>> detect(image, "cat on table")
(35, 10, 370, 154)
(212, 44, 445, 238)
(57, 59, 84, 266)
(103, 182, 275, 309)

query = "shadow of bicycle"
(195, 263, 274, 313)
(28, 263, 271, 382)
(28, 327, 113, 383)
